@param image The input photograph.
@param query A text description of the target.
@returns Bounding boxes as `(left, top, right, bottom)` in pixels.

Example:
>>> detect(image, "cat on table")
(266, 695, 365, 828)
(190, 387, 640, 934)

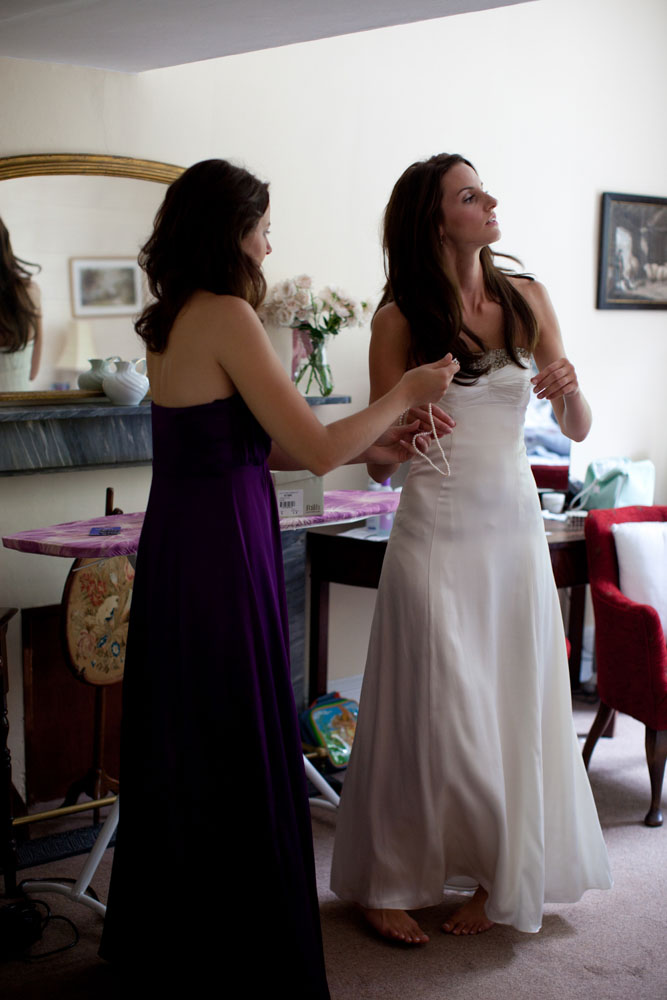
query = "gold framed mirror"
(0, 154, 183, 403)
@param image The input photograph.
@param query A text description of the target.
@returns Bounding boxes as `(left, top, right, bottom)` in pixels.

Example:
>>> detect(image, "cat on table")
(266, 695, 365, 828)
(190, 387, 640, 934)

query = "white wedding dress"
(330, 350, 612, 933)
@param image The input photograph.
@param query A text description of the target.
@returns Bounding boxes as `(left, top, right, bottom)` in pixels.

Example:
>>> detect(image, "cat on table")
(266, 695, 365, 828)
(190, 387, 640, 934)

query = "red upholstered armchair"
(583, 506, 667, 826)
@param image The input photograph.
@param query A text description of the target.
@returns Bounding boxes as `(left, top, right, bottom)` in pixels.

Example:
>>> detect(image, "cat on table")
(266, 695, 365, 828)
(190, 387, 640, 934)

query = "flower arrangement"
(262, 275, 372, 395)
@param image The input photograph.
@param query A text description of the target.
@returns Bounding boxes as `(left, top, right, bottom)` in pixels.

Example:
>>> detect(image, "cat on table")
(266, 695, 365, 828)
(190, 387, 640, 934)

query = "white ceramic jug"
(77, 357, 119, 391)
(102, 359, 149, 405)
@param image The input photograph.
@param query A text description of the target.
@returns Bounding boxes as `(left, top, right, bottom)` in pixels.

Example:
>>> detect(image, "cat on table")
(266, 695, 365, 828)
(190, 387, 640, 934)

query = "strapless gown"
(330, 350, 611, 933)
(101, 396, 330, 996)
(0, 341, 34, 391)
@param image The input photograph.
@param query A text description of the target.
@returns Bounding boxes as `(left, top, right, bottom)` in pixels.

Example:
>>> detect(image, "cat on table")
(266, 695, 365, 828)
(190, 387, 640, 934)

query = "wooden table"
(307, 516, 587, 702)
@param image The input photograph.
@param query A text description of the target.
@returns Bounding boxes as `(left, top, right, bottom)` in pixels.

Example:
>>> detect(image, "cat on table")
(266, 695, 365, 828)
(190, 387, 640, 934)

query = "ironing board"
(2, 489, 400, 911)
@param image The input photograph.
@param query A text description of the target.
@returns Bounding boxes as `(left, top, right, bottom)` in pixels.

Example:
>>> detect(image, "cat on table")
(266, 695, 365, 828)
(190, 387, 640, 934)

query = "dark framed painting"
(597, 192, 667, 309)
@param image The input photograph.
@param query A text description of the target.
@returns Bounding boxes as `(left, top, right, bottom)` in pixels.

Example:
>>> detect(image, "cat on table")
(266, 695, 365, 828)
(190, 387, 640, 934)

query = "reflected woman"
(0, 217, 42, 391)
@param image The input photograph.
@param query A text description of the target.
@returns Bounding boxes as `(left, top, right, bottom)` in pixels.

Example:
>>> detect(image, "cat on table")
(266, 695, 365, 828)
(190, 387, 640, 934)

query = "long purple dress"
(100, 396, 330, 996)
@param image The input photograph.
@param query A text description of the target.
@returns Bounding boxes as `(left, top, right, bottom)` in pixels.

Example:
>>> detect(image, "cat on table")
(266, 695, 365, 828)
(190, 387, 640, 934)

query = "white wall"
(1, 0, 666, 767)
(3, 0, 666, 485)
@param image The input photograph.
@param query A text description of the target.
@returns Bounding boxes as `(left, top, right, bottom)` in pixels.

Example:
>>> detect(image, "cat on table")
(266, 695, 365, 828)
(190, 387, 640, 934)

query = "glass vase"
(294, 334, 334, 397)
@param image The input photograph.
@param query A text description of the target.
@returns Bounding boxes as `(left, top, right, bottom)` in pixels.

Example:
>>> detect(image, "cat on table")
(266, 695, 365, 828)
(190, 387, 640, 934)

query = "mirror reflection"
(0, 175, 167, 392)
(0, 215, 41, 391)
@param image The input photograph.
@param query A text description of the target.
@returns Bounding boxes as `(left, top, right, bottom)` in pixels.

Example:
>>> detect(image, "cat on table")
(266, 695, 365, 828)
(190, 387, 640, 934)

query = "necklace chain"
(410, 404, 451, 477)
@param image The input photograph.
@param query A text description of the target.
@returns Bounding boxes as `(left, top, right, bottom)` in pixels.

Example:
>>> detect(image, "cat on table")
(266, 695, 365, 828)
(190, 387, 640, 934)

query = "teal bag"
(570, 458, 655, 510)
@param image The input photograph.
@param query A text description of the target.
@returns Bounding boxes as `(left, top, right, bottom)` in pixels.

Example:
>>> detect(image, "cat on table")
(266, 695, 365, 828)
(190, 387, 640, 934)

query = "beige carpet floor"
(2, 702, 666, 999)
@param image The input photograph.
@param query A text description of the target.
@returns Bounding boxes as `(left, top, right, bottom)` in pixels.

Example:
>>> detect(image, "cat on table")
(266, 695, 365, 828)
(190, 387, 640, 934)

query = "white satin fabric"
(330, 350, 611, 933)
(0, 341, 34, 391)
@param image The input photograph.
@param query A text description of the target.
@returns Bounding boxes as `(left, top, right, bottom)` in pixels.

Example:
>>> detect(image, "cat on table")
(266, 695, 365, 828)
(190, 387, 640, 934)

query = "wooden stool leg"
(644, 727, 667, 827)
(105, 487, 123, 517)
(1, 608, 19, 896)
(92, 687, 106, 825)
(582, 701, 616, 769)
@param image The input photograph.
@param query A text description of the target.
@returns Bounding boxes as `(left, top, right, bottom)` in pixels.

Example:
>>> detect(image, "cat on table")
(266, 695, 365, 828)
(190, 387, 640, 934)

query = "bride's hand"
(531, 358, 580, 400)
(403, 404, 455, 437)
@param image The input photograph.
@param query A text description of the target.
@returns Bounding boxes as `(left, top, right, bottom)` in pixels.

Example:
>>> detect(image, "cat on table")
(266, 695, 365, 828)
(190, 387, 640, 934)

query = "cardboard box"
(270, 470, 324, 518)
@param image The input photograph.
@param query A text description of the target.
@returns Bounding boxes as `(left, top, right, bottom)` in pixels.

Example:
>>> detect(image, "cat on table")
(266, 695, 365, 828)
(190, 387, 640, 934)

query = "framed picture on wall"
(597, 192, 667, 309)
(70, 257, 143, 317)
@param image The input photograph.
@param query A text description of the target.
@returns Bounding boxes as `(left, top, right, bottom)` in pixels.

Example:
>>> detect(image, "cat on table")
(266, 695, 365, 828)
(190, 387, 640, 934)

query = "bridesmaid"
(99, 158, 459, 994)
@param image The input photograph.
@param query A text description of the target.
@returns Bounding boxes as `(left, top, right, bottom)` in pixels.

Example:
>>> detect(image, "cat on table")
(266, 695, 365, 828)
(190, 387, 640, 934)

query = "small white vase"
(78, 357, 118, 391)
(102, 359, 149, 405)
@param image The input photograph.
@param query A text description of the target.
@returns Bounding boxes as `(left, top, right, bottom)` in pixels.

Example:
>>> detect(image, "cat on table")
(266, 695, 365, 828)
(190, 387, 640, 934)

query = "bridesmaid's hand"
(531, 358, 580, 401)
(368, 404, 455, 466)
(366, 420, 420, 466)
(400, 353, 460, 408)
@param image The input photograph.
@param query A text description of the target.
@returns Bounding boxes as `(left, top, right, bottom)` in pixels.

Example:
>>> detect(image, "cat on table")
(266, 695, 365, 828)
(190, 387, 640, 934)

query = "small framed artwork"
(597, 192, 667, 309)
(70, 257, 142, 318)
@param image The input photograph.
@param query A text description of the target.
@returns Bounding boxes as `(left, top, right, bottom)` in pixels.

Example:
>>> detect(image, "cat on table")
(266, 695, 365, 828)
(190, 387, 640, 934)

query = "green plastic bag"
(570, 458, 655, 510)
(300, 693, 358, 769)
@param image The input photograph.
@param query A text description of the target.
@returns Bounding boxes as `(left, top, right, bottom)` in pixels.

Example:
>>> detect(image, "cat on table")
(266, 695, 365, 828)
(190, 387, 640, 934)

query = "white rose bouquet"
(262, 275, 372, 396)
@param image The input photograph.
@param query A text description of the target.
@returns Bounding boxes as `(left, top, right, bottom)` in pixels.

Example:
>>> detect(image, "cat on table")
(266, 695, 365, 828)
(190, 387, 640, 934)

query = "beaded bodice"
(470, 346, 532, 373)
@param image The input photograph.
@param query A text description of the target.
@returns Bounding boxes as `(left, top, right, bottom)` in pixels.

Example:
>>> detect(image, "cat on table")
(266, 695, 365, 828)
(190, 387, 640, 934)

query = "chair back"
(585, 506, 667, 729)
(585, 505, 667, 592)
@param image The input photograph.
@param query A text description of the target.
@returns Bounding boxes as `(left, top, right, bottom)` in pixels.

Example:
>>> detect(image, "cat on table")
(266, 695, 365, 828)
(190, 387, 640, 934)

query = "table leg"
(568, 584, 586, 689)
(308, 576, 330, 704)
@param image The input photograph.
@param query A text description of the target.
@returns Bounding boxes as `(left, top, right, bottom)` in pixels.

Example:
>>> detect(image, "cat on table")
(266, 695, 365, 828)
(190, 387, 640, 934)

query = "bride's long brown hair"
(377, 153, 538, 382)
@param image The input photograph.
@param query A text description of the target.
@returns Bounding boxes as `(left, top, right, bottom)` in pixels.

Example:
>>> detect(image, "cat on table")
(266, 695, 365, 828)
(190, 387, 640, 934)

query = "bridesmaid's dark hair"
(0, 217, 41, 352)
(377, 153, 538, 382)
(136, 159, 270, 353)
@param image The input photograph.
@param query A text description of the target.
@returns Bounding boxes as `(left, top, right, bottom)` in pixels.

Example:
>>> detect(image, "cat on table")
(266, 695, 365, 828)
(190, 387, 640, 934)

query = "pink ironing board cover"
(2, 489, 400, 559)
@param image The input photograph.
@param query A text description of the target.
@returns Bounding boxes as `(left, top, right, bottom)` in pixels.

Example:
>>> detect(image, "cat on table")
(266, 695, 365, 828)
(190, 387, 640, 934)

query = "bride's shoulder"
(506, 278, 564, 356)
(372, 301, 410, 338)
(507, 276, 550, 306)
(369, 302, 411, 375)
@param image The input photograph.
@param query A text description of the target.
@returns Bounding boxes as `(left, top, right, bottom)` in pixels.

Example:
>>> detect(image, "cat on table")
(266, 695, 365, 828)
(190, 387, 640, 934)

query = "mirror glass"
(0, 174, 167, 392)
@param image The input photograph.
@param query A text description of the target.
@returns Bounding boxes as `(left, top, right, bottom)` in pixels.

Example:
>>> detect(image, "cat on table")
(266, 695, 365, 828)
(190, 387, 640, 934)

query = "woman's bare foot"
(359, 906, 430, 944)
(442, 887, 494, 935)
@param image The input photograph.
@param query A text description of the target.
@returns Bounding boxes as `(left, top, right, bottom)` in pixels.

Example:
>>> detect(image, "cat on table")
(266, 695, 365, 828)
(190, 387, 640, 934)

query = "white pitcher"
(102, 359, 149, 405)
(77, 357, 119, 391)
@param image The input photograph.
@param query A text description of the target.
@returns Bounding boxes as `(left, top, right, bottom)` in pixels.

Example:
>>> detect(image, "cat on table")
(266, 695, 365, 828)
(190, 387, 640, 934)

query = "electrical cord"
(23, 898, 80, 961)
(0, 879, 97, 961)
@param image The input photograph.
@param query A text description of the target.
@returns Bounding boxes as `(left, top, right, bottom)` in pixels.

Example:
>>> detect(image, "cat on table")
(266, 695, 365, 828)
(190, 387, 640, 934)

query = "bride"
(330, 153, 612, 943)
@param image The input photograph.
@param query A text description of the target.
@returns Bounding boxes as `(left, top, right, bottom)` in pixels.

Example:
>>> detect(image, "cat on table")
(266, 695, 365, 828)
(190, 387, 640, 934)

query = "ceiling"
(0, 0, 531, 73)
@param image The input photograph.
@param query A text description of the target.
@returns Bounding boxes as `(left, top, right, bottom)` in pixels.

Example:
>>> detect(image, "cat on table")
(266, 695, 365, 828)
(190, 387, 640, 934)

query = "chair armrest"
(591, 583, 667, 729)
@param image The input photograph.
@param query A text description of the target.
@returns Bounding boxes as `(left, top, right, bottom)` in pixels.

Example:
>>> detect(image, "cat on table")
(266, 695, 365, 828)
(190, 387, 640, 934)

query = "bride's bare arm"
(367, 303, 456, 482)
(29, 313, 43, 381)
(207, 295, 458, 475)
(524, 282, 592, 443)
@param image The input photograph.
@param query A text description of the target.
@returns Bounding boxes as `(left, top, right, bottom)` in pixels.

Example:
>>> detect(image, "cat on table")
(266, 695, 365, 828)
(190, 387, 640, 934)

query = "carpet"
(1, 701, 666, 999)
